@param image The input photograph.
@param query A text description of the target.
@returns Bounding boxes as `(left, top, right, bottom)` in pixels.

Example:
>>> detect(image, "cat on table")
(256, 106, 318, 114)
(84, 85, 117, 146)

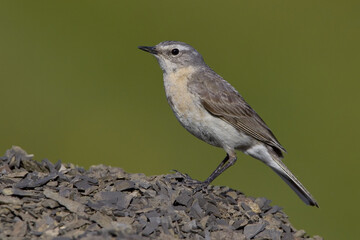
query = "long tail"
(268, 156, 318, 207)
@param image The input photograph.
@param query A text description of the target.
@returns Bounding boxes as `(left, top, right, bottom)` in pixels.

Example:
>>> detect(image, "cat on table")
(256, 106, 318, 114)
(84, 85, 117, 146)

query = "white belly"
(163, 67, 253, 152)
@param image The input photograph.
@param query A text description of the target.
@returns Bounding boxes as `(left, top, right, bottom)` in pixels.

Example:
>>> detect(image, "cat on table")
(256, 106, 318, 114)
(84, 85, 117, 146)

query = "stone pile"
(0, 146, 322, 239)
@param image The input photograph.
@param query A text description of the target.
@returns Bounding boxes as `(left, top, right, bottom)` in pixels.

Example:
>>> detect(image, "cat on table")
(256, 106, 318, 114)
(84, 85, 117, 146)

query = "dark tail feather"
(270, 157, 318, 207)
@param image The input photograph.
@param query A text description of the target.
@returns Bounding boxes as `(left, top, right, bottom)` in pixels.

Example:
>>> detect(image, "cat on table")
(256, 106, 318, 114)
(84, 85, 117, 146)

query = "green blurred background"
(0, 1, 359, 239)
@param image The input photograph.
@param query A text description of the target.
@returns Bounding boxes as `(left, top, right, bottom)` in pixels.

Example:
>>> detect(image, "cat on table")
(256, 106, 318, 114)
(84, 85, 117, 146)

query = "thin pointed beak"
(138, 46, 158, 55)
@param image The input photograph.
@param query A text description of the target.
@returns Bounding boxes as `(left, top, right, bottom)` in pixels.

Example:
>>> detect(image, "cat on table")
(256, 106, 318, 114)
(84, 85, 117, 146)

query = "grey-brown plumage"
(138, 41, 318, 207)
(189, 68, 286, 156)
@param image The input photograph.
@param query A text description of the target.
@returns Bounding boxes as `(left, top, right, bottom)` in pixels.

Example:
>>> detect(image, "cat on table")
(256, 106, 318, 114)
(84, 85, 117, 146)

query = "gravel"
(0, 146, 323, 239)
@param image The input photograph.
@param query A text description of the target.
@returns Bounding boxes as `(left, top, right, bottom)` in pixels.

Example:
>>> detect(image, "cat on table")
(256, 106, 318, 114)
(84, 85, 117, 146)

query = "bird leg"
(176, 154, 237, 191)
(202, 154, 237, 186)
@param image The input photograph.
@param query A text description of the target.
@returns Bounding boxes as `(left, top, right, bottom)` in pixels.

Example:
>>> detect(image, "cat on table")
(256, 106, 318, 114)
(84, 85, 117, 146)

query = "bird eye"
(171, 48, 179, 55)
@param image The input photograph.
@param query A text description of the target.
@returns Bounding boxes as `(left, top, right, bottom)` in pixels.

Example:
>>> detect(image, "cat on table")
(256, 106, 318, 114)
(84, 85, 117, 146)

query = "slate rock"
(181, 220, 197, 233)
(174, 190, 192, 207)
(41, 199, 60, 209)
(266, 205, 283, 215)
(2, 146, 34, 169)
(282, 231, 295, 240)
(142, 220, 157, 236)
(115, 180, 136, 191)
(232, 218, 248, 230)
(244, 222, 266, 239)
(256, 228, 282, 240)
(294, 229, 306, 237)
(0, 164, 11, 174)
(11, 219, 27, 237)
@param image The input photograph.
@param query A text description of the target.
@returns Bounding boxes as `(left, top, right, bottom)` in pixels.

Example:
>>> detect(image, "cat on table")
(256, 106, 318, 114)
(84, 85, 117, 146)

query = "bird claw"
(172, 169, 210, 192)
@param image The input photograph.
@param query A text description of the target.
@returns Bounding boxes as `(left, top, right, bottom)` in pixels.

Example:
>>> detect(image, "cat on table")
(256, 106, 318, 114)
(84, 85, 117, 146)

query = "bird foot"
(172, 170, 210, 192)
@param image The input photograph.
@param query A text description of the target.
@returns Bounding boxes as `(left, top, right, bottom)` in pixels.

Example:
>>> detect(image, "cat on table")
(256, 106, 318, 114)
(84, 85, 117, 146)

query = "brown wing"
(189, 69, 286, 154)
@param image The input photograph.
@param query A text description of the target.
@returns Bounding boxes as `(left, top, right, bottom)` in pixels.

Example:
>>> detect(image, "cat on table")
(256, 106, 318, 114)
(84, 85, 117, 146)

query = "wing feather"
(189, 69, 286, 154)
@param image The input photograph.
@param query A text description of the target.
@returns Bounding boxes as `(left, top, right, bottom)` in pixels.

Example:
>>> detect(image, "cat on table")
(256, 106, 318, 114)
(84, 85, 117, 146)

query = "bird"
(138, 41, 318, 207)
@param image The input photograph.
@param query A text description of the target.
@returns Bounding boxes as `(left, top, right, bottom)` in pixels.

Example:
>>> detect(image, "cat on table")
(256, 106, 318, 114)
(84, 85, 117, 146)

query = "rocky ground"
(0, 146, 322, 239)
